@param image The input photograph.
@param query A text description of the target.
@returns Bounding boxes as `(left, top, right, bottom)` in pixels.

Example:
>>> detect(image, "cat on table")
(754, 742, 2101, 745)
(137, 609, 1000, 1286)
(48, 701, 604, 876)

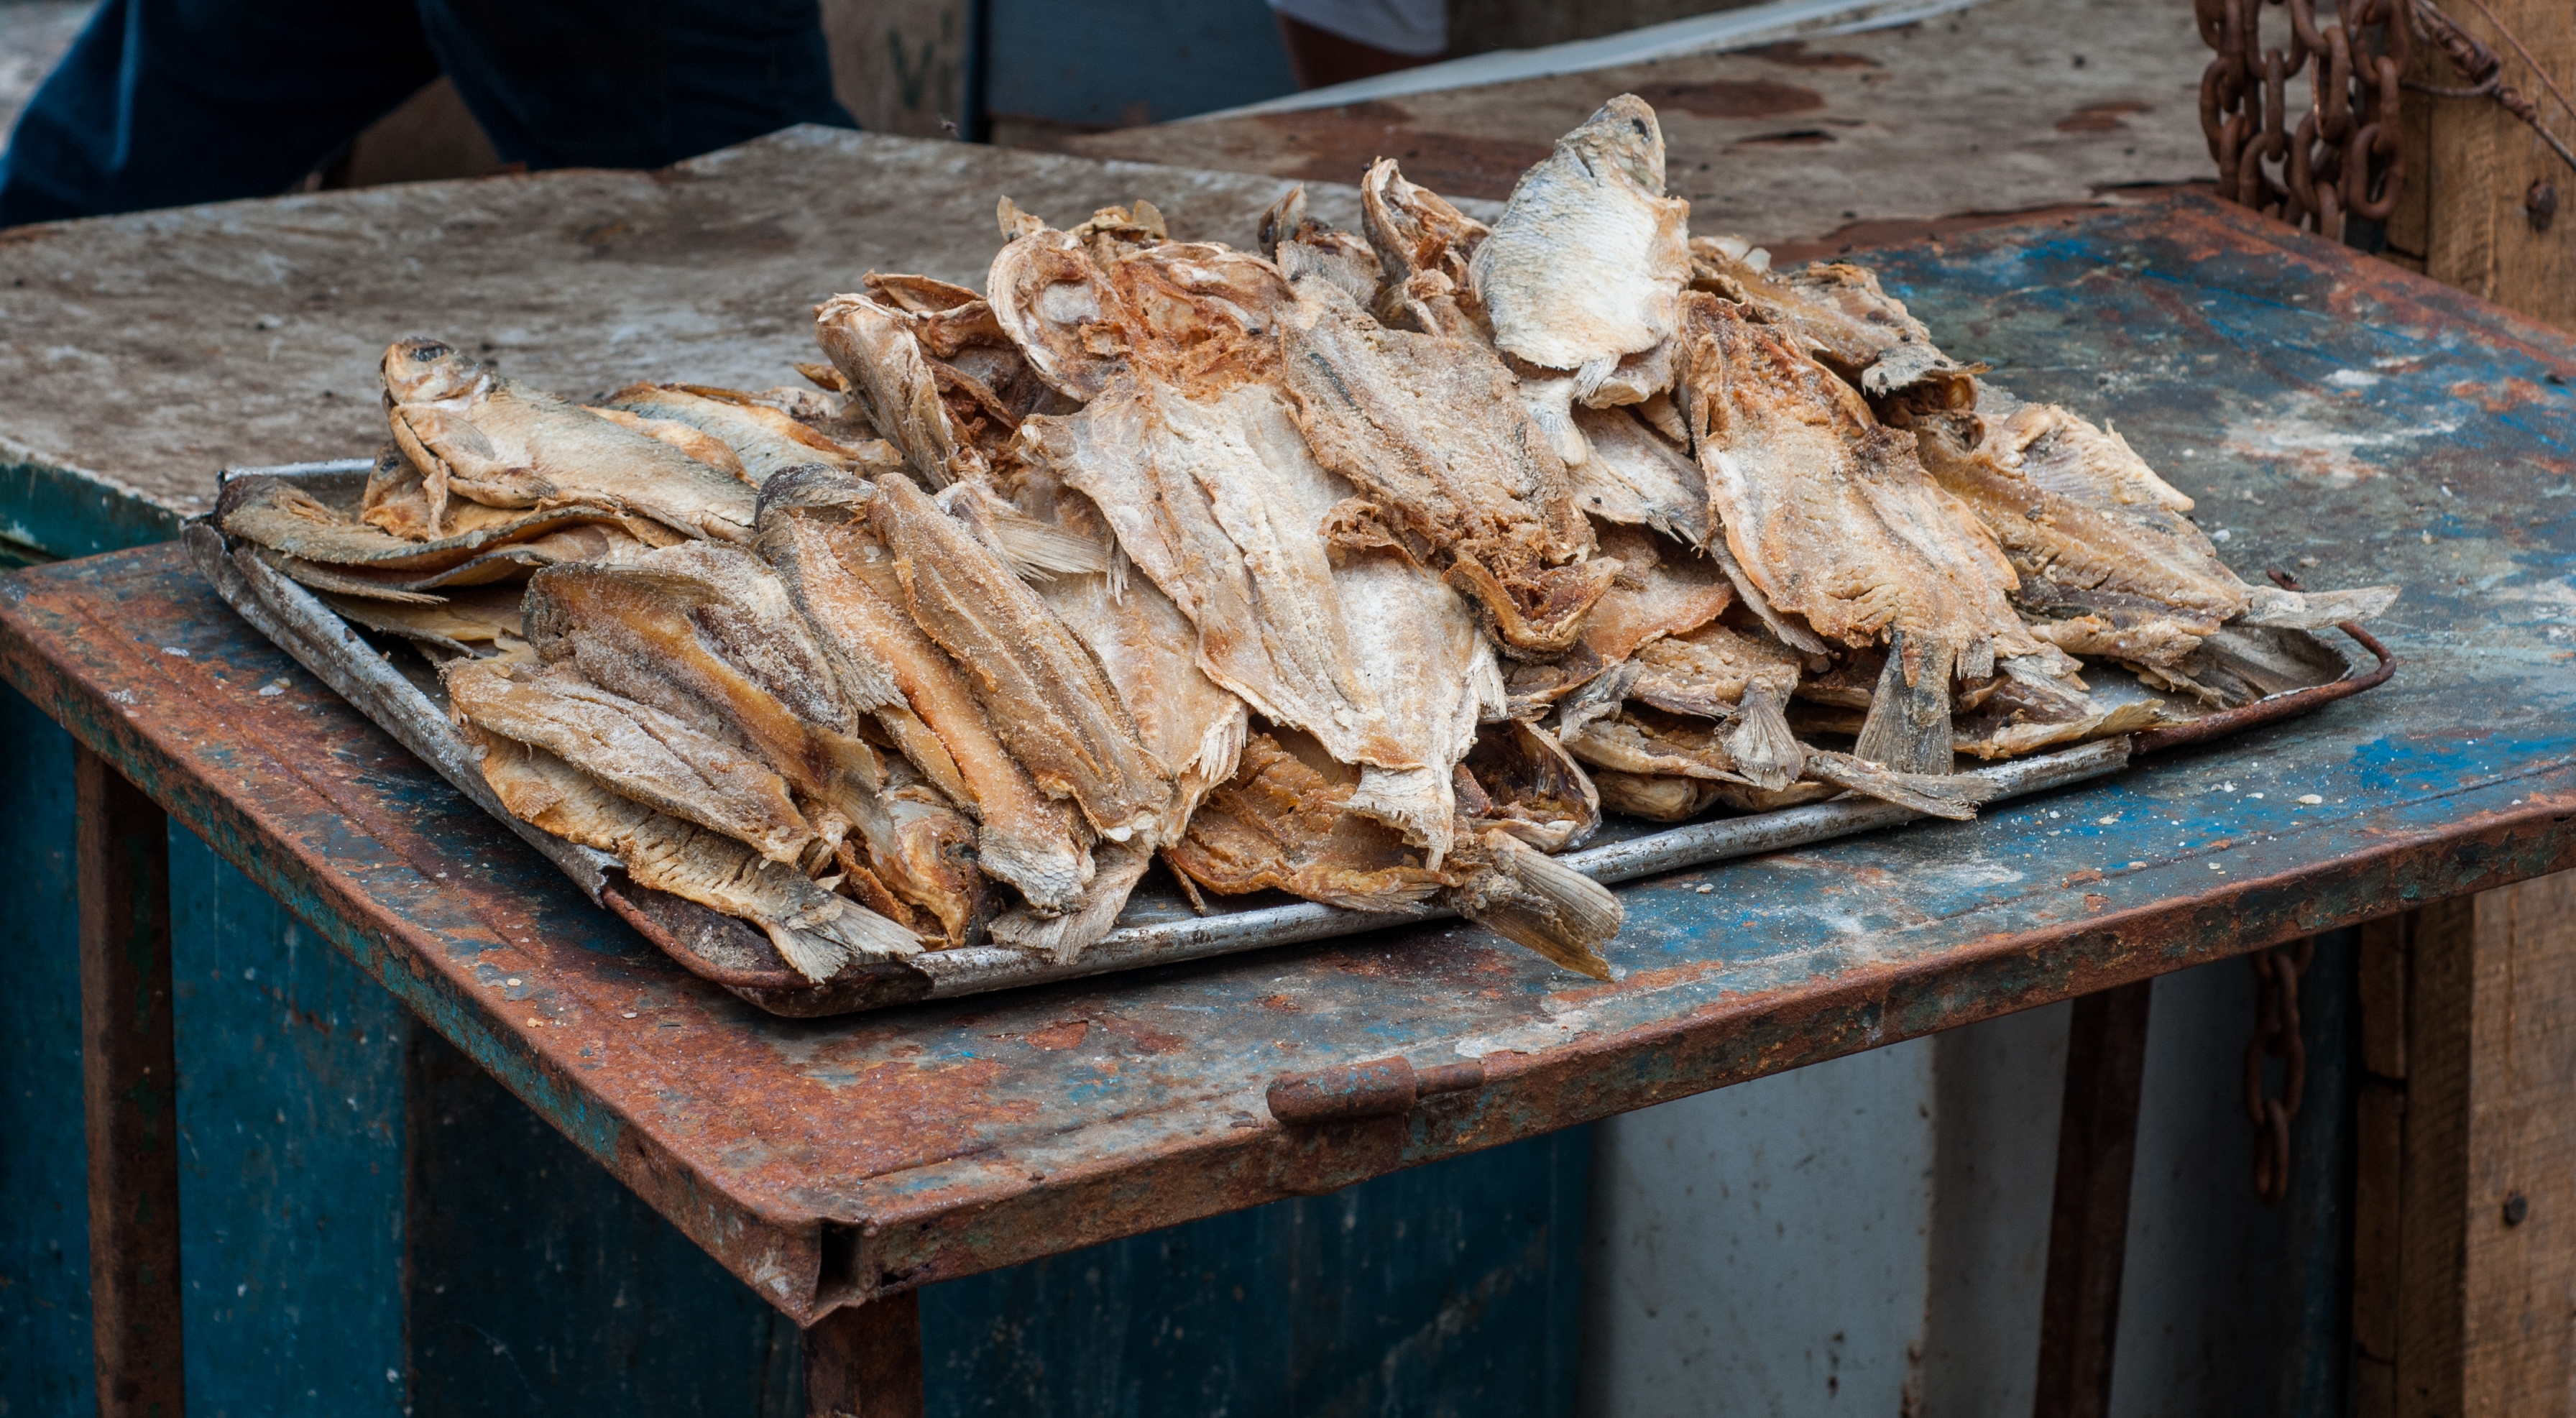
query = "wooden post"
(2388, 0, 2576, 329)
(75, 746, 185, 1418)
(2353, 873, 2576, 1418)
(804, 1292, 925, 1418)
(2031, 978, 2156, 1418)
(817, 0, 975, 139)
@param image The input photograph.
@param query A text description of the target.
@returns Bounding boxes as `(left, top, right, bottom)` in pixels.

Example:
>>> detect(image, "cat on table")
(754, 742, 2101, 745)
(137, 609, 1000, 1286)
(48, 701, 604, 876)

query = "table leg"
(804, 1292, 924, 1418)
(2031, 977, 2154, 1418)
(75, 745, 185, 1417)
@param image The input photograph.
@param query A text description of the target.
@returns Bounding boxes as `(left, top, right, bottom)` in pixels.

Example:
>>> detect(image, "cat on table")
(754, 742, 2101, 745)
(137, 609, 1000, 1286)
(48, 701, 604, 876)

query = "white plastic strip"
(1190, 0, 1995, 121)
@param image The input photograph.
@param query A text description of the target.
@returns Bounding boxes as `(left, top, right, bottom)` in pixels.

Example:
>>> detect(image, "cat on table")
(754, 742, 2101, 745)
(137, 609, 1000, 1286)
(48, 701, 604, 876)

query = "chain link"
(2243, 936, 2315, 1205)
(2197, 0, 2410, 239)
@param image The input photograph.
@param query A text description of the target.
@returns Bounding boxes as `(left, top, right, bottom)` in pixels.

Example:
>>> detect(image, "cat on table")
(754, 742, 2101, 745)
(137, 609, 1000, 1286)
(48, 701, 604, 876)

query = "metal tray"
(188, 459, 2393, 1016)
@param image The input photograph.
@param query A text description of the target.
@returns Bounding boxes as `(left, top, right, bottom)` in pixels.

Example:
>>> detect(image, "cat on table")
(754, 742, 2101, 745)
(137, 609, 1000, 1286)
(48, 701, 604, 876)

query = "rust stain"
(1741, 40, 1880, 69)
(2064, 868, 2107, 885)
(1634, 79, 1826, 119)
(1024, 1019, 1090, 1051)
(1253, 102, 1550, 202)
(2055, 100, 2154, 133)
(2446, 377, 2557, 413)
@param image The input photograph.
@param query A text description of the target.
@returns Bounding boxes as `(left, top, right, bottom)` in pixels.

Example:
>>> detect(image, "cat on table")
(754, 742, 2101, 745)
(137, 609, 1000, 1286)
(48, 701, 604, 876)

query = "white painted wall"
(1578, 957, 2302, 1417)
(1577, 1034, 1938, 1416)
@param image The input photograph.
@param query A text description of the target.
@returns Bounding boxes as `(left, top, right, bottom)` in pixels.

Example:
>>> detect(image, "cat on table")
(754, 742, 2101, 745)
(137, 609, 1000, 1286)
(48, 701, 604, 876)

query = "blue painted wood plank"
(168, 827, 409, 1418)
(0, 685, 93, 1416)
(921, 1127, 1587, 1418)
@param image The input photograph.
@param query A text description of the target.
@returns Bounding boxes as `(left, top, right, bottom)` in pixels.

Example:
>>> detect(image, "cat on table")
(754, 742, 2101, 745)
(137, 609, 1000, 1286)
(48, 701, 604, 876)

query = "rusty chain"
(2197, 0, 2410, 239)
(2244, 936, 2316, 1205)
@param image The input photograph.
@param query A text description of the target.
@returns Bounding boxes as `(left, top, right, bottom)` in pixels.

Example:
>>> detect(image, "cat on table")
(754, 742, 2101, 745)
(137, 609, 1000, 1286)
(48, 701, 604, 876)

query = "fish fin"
(989, 842, 1151, 964)
(1853, 630, 1956, 775)
(1721, 681, 1806, 791)
(1800, 749, 1998, 821)
(1450, 832, 1621, 980)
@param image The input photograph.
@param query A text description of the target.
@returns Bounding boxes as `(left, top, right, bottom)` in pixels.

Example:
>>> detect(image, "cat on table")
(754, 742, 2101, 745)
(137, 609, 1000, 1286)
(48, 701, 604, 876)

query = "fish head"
(1565, 95, 1668, 195)
(382, 339, 491, 405)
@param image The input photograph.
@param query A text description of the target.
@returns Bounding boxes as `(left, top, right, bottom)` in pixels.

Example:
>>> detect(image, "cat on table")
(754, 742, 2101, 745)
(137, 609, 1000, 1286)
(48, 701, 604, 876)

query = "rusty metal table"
(7, 194, 2572, 1412)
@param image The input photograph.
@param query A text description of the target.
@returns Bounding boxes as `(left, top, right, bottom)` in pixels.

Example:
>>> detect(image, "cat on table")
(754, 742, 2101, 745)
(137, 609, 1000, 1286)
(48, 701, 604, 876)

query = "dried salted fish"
(1569, 405, 1708, 546)
(447, 659, 813, 863)
(599, 383, 896, 484)
(1688, 238, 1974, 414)
(1458, 719, 1601, 853)
(1917, 402, 2397, 669)
(1471, 96, 1691, 399)
(323, 584, 526, 657)
(815, 293, 988, 488)
(988, 206, 1130, 402)
(865, 474, 1175, 843)
(380, 339, 756, 543)
(1276, 244, 1615, 655)
(1627, 620, 1804, 722)
(755, 469, 1092, 915)
(1168, 730, 1622, 977)
(1679, 295, 2034, 773)
(1578, 525, 1734, 663)
(1259, 185, 1382, 310)
(222, 474, 666, 582)
(471, 732, 914, 981)
(1358, 160, 1489, 333)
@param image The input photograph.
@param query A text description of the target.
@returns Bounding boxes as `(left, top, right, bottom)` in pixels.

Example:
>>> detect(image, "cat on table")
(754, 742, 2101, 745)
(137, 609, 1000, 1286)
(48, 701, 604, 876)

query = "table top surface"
(6, 195, 2573, 1325)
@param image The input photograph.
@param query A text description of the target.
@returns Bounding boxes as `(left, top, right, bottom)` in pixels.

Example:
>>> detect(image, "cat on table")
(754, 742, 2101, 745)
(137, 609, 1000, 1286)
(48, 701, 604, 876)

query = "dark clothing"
(0, 0, 854, 227)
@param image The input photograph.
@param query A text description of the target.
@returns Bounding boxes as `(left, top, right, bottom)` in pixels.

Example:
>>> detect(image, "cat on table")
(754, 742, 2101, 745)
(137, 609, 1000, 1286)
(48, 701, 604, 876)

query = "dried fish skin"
(379, 339, 755, 543)
(1358, 160, 1489, 331)
(1578, 525, 1734, 663)
(447, 659, 814, 863)
(1167, 731, 1450, 913)
(755, 472, 1092, 914)
(1919, 403, 2395, 666)
(869, 759, 996, 947)
(865, 475, 1176, 842)
(600, 383, 893, 484)
(472, 732, 916, 981)
(815, 293, 985, 488)
(1099, 242, 1294, 391)
(1687, 239, 1975, 413)
(1338, 541, 1506, 865)
(523, 543, 881, 816)
(323, 584, 527, 657)
(1023, 378, 1416, 774)
(1592, 768, 1726, 821)
(1627, 620, 1805, 722)
(221, 474, 659, 576)
(1568, 405, 1710, 546)
(988, 217, 1133, 402)
(1259, 185, 1384, 310)
(1276, 254, 1612, 656)
(1679, 295, 2032, 772)
(1459, 718, 1601, 853)
(1470, 96, 1691, 383)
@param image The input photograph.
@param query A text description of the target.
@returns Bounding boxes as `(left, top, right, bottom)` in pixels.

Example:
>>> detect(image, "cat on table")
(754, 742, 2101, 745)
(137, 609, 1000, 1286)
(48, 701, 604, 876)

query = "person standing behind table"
(0, 0, 855, 228)
(1269, 0, 1448, 88)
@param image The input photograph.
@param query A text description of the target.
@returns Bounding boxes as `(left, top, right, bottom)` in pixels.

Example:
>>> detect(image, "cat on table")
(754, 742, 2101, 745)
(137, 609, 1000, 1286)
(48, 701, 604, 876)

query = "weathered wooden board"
(1060, 0, 2212, 241)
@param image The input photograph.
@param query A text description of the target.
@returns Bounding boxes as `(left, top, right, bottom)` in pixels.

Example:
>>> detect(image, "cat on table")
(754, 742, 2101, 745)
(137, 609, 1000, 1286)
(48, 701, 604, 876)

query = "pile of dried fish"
(213, 95, 2396, 989)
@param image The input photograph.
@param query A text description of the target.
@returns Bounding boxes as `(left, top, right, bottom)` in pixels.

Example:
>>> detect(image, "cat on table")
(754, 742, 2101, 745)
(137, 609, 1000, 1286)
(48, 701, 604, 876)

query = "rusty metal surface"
(3, 195, 2572, 1327)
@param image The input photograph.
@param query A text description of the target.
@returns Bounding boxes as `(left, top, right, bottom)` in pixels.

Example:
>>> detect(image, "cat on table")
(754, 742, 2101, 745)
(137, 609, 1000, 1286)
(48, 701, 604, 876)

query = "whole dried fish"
(447, 659, 814, 863)
(814, 293, 988, 488)
(1917, 402, 2397, 670)
(1358, 160, 1489, 333)
(380, 339, 756, 543)
(1277, 244, 1616, 656)
(1471, 96, 1692, 395)
(599, 382, 896, 484)
(755, 469, 1092, 915)
(1679, 295, 2034, 773)
(865, 474, 1176, 843)
(470, 731, 916, 981)
(223, 473, 667, 581)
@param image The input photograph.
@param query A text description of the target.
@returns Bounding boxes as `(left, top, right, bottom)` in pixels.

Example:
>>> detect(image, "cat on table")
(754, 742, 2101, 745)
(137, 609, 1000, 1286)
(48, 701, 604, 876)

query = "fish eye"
(413, 344, 450, 361)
